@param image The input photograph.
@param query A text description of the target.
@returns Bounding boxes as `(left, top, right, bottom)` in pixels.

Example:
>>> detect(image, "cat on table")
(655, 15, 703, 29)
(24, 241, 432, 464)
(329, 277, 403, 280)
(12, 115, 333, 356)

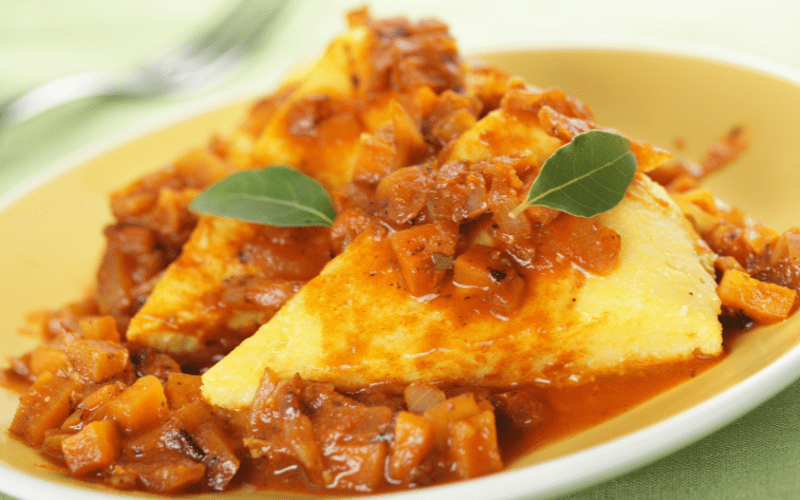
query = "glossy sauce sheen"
(222, 356, 722, 494)
(5, 8, 800, 498)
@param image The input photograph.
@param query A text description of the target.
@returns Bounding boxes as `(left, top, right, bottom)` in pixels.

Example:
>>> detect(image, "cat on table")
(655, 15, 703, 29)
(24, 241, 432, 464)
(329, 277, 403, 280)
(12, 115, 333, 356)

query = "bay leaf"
(511, 130, 637, 218)
(189, 165, 336, 227)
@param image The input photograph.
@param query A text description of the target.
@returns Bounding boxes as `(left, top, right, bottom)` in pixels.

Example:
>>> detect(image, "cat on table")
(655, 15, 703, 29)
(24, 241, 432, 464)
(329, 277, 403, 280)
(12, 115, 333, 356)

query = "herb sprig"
(189, 165, 336, 227)
(510, 130, 637, 218)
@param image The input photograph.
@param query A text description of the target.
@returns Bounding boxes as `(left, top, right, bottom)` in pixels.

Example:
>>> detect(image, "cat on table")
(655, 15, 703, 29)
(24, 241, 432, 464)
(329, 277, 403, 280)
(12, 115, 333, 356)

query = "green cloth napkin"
(3, 1, 800, 499)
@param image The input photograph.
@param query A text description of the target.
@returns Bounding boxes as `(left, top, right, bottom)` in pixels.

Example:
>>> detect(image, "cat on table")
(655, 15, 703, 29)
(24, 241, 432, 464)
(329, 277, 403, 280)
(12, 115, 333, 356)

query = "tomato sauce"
(4, 7, 800, 498)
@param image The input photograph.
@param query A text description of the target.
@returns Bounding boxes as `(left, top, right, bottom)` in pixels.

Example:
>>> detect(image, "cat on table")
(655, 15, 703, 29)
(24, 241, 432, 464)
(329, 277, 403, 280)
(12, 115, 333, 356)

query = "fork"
(0, 0, 287, 130)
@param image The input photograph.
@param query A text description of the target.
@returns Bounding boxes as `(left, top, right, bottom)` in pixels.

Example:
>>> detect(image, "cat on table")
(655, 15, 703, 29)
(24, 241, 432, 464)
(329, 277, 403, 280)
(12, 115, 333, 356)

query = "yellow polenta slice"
(202, 171, 722, 409)
(222, 24, 399, 191)
(125, 216, 330, 353)
(126, 26, 403, 352)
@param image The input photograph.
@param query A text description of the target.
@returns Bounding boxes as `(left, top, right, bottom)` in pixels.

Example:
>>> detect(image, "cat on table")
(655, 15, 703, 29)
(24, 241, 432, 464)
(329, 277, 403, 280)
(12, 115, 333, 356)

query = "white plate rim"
(3, 35, 800, 500)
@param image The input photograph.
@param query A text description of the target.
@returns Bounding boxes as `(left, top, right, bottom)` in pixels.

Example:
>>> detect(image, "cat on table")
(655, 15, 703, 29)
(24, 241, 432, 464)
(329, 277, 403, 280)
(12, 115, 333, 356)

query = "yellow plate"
(3, 45, 800, 500)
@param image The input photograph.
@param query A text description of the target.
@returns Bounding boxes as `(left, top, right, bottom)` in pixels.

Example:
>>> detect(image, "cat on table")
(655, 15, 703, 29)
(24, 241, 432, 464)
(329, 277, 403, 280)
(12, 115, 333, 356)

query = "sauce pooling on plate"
(3, 8, 799, 496)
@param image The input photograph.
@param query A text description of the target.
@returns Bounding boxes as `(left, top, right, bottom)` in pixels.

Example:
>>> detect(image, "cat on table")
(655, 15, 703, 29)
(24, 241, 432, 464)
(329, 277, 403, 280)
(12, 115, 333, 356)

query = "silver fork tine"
(0, 0, 288, 130)
(162, 0, 285, 77)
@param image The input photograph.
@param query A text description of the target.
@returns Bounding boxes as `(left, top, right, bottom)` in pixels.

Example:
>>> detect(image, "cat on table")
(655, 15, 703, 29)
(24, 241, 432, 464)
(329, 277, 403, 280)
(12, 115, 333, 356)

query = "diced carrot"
(423, 393, 482, 447)
(174, 402, 213, 432)
(62, 419, 121, 476)
(65, 339, 130, 383)
(705, 221, 749, 265)
(78, 316, 121, 342)
(61, 381, 126, 431)
(388, 411, 435, 481)
(352, 131, 398, 186)
(41, 430, 71, 461)
(164, 372, 204, 409)
(715, 255, 746, 276)
(10, 371, 83, 446)
(742, 220, 779, 256)
(765, 228, 800, 290)
(388, 222, 458, 296)
(453, 246, 497, 290)
(28, 345, 68, 377)
(448, 410, 503, 479)
(327, 442, 387, 491)
(718, 269, 796, 323)
(106, 375, 170, 435)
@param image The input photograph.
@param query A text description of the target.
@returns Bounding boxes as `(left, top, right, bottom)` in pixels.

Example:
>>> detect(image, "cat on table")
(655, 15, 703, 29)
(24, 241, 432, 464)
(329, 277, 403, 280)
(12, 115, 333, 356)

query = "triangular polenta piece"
(202, 172, 721, 409)
(126, 17, 447, 353)
(125, 216, 331, 354)
(202, 101, 721, 408)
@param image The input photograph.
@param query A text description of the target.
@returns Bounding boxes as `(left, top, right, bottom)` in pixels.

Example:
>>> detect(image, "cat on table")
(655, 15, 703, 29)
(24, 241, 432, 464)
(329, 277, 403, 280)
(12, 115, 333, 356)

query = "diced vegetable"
(62, 419, 121, 476)
(403, 381, 446, 414)
(247, 375, 324, 473)
(715, 255, 746, 276)
(78, 316, 121, 342)
(131, 457, 207, 493)
(61, 381, 126, 432)
(376, 166, 430, 225)
(543, 214, 621, 275)
(388, 221, 458, 296)
(105, 375, 170, 435)
(28, 346, 68, 377)
(718, 269, 796, 323)
(65, 339, 130, 383)
(352, 130, 398, 186)
(10, 371, 83, 446)
(453, 245, 526, 317)
(123, 425, 168, 458)
(427, 161, 488, 222)
(191, 421, 241, 490)
(131, 348, 181, 382)
(164, 372, 204, 409)
(388, 411, 435, 481)
(423, 393, 483, 448)
(327, 442, 388, 491)
(448, 410, 503, 478)
(453, 246, 498, 291)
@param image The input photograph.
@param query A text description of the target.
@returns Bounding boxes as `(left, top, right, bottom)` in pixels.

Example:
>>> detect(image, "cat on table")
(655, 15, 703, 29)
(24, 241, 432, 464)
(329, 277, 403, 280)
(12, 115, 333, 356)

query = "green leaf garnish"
(510, 130, 637, 218)
(189, 165, 336, 227)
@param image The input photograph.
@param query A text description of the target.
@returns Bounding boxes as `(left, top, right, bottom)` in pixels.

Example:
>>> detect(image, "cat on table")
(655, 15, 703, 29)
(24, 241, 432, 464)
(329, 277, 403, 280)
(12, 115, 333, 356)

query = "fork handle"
(0, 71, 131, 129)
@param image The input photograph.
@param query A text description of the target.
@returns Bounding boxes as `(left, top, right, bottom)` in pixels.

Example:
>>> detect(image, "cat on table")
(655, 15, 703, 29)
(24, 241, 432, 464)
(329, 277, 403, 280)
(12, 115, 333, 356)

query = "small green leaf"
(189, 165, 336, 227)
(511, 130, 637, 218)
